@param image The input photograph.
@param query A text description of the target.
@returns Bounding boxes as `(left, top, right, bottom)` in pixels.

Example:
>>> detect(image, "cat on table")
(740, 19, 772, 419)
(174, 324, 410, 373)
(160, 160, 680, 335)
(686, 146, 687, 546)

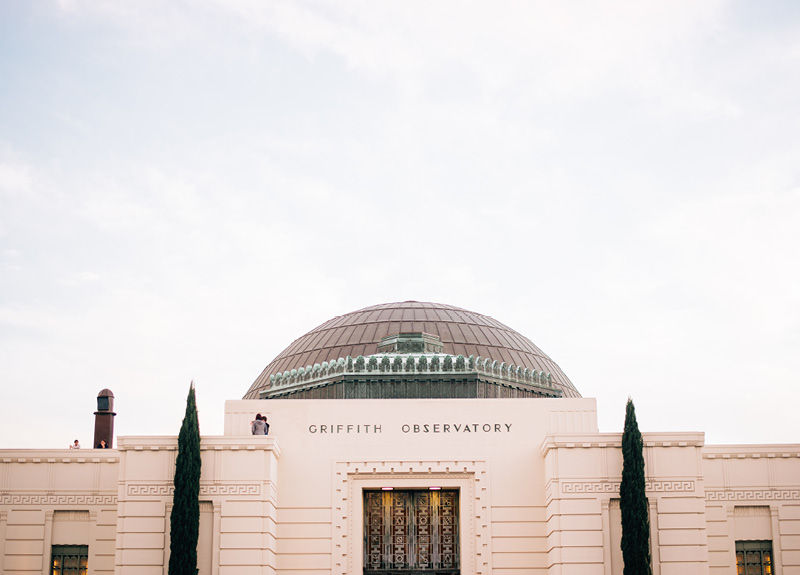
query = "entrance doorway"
(364, 489, 459, 574)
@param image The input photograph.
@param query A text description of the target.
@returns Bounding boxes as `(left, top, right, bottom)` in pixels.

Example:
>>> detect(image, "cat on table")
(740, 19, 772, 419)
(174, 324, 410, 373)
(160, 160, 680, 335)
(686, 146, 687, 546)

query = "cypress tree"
(169, 383, 201, 575)
(620, 398, 651, 575)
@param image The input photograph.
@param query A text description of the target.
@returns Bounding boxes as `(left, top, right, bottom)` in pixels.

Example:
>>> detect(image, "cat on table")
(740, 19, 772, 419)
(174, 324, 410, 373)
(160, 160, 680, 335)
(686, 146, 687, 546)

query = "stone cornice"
(0, 450, 119, 464)
(541, 436, 800, 459)
(702, 445, 800, 459)
(541, 432, 706, 455)
(116, 436, 281, 457)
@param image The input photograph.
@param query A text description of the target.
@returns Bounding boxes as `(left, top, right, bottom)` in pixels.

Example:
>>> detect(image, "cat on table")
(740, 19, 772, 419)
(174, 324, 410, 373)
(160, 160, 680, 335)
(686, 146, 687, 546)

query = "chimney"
(93, 389, 116, 448)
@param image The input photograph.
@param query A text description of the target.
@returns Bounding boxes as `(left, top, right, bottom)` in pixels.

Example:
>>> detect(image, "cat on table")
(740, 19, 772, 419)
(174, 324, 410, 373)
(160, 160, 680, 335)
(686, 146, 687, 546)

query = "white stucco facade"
(1, 396, 798, 574)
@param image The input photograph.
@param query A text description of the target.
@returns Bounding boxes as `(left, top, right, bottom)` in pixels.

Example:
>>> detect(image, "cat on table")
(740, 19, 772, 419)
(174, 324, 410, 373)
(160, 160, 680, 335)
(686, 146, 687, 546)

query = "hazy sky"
(1, 1, 798, 448)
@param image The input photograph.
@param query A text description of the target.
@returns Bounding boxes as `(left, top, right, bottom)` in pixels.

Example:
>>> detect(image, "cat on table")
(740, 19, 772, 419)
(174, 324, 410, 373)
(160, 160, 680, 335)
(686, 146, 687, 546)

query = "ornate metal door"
(364, 489, 459, 574)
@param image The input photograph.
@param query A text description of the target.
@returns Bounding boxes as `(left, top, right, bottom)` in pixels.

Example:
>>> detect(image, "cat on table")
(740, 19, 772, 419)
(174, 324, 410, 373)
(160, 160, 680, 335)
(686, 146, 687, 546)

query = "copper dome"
(243, 301, 579, 399)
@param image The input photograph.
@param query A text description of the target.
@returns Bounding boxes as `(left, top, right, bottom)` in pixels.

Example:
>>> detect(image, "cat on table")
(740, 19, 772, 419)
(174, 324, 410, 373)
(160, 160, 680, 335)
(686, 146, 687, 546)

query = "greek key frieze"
(706, 489, 800, 501)
(561, 480, 696, 494)
(127, 484, 172, 497)
(562, 482, 619, 494)
(201, 484, 260, 496)
(0, 493, 118, 506)
(126, 483, 261, 497)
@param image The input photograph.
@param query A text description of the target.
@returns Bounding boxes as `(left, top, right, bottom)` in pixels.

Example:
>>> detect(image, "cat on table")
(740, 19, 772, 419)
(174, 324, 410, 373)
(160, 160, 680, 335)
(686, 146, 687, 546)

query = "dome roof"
(243, 301, 579, 399)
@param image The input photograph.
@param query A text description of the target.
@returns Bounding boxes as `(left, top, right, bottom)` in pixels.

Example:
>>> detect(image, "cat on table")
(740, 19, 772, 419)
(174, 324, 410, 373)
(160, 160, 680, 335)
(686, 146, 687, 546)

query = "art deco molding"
(0, 493, 118, 505)
(545, 478, 699, 501)
(54, 510, 90, 520)
(0, 456, 118, 464)
(559, 480, 697, 494)
(264, 353, 557, 395)
(733, 505, 771, 516)
(703, 452, 800, 459)
(115, 436, 279, 455)
(332, 459, 490, 575)
(706, 489, 800, 501)
(124, 483, 262, 497)
(541, 432, 706, 454)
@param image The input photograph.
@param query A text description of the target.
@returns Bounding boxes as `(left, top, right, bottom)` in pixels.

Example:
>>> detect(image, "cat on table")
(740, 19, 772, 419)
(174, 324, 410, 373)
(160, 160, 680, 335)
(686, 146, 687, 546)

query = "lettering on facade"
(401, 423, 512, 433)
(309, 424, 383, 434)
(307, 423, 513, 434)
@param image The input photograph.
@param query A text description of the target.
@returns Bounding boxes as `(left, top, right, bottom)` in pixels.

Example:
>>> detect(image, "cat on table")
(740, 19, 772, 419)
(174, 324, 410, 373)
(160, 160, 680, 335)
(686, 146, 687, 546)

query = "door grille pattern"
(365, 490, 459, 574)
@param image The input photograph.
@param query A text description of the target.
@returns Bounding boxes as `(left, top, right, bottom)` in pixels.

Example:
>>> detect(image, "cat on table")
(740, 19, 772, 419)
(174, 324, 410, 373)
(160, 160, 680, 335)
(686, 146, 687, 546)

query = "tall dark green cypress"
(169, 384, 201, 575)
(620, 398, 651, 575)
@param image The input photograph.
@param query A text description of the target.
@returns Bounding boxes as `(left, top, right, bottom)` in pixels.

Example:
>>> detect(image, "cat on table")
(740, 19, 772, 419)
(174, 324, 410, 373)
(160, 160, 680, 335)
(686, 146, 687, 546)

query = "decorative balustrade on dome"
(261, 353, 556, 397)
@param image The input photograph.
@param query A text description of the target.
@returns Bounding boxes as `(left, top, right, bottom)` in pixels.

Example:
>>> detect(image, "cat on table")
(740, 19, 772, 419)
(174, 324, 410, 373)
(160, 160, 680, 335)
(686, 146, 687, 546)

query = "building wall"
(1, 396, 799, 575)
(541, 436, 800, 575)
(223, 397, 599, 575)
(0, 450, 119, 575)
(542, 433, 710, 575)
(702, 444, 800, 575)
(115, 435, 280, 575)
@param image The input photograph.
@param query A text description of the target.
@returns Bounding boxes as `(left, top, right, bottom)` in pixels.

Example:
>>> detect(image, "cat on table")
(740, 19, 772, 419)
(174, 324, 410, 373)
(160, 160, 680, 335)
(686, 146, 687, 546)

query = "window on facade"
(51, 545, 88, 575)
(364, 489, 459, 574)
(736, 541, 773, 575)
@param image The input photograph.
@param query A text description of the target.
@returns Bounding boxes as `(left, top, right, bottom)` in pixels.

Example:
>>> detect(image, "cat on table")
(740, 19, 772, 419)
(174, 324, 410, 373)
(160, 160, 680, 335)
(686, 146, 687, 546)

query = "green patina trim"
(263, 352, 555, 395)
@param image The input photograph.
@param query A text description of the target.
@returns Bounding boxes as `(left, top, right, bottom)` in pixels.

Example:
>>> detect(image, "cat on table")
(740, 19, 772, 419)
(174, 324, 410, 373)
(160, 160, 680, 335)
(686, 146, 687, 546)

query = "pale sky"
(1, 1, 798, 449)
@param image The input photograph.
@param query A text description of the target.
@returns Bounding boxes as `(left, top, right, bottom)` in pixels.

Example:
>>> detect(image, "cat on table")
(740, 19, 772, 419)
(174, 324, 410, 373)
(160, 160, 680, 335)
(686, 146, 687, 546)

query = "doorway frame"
(332, 459, 490, 575)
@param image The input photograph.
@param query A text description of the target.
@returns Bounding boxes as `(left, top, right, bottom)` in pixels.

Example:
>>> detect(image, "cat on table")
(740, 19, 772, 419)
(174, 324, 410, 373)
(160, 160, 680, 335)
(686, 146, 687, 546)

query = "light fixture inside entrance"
(381, 487, 393, 491)
(429, 487, 441, 490)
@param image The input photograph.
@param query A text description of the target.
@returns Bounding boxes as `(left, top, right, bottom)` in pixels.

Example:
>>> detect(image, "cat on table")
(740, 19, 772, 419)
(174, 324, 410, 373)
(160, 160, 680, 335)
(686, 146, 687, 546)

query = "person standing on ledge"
(251, 414, 267, 435)
(69, 439, 80, 449)
(96, 439, 108, 448)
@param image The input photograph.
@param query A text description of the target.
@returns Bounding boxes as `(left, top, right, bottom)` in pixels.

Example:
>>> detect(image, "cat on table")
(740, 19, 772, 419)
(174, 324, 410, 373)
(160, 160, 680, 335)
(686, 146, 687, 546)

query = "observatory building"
(1, 301, 798, 575)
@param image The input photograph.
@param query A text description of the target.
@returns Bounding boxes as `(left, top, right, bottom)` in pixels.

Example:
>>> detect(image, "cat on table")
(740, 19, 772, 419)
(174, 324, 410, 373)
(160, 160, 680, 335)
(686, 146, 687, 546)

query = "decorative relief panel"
(125, 483, 261, 497)
(202, 484, 261, 496)
(707, 489, 800, 501)
(127, 484, 172, 497)
(364, 489, 458, 572)
(733, 506, 771, 516)
(0, 493, 117, 505)
(53, 510, 90, 521)
(560, 480, 696, 494)
(333, 460, 489, 575)
(703, 452, 800, 459)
